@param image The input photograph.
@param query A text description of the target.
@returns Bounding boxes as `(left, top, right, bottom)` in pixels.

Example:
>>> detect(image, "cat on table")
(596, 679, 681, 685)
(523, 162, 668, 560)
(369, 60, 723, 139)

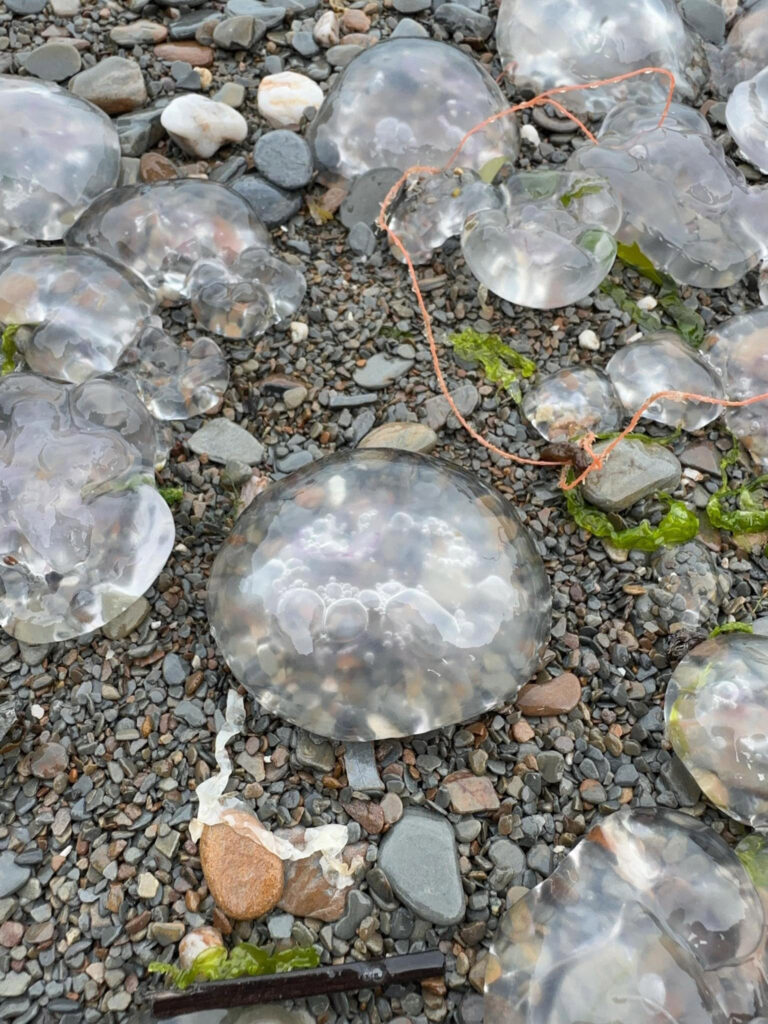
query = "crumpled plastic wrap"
(191, 691, 352, 889)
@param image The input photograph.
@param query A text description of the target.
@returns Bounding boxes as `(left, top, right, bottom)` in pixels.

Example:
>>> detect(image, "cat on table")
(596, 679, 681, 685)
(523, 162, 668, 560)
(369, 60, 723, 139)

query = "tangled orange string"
(376, 66, 768, 489)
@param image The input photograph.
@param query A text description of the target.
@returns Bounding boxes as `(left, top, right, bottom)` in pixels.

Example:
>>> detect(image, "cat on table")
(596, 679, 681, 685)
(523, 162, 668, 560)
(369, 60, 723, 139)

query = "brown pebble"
(516, 672, 581, 717)
(342, 798, 385, 835)
(511, 720, 535, 743)
(154, 41, 214, 66)
(140, 152, 177, 182)
(340, 8, 370, 31)
(200, 818, 284, 920)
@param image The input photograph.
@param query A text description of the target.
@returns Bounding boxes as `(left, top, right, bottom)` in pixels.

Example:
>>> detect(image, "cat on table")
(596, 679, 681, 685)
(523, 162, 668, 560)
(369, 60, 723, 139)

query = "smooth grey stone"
(295, 731, 335, 773)
(162, 653, 187, 686)
(169, 8, 222, 38)
(213, 15, 256, 48)
(327, 43, 364, 67)
(340, 167, 401, 228)
(170, 61, 202, 88)
(393, 0, 430, 10)
(253, 129, 314, 189)
(335, 890, 374, 940)
(154, 0, 210, 8)
(433, 2, 492, 38)
(22, 42, 82, 82)
(581, 439, 682, 513)
(353, 352, 413, 390)
(0, 853, 31, 899)
(488, 839, 525, 874)
(6, 0, 45, 11)
(423, 384, 479, 430)
(527, 843, 553, 876)
(292, 29, 319, 56)
(344, 742, 385, 793)
(173, 701, 205, 727)
(232, 173, 303, 226)
(276, 449, 315, 472)
(115, 104, 166, 157)
(225, 0, 285, 25)
(188, 418, 264, 465)
(391, 17, 430, 37)
(679, 0, 726, 43)
(537, 750, 565, 784)
(379, 808, 465, 926)
(348, 221, 376, 257)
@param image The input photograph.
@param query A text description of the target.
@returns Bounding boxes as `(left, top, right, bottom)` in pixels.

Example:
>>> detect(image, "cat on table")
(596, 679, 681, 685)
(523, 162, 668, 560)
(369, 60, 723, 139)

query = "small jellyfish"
(522, 368, 622, 441)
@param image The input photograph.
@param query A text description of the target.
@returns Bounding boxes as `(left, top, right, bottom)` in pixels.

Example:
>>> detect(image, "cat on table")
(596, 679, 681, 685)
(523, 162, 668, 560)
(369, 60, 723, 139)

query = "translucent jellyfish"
(568, 115, 761, 288)
(117, 323, 229, 420)
(207, 449, 551, 741)
(485, 806, 768, 1024)
(386, 169, 501, 266)
(496, 0, 705, 114)
(633, 540, 730, 634)
(461, 171, 619, 309)
(0, 245, 155, 384)
(521, 368, 622, 441)
(0, 76, 120, 246)
(711, 0, 768, 96)
(726, 66, 768, 175)
(701, 309, 768, 469)
(65, 179, 271, 306)
(306, 39, 520, 183)
(186, 249, 306, 340)
(665, 633, 768, 828)
(606, 332, 724, 431)
(0, 374, 174, 644)
(600, 99, 713, 140)
(127, 1006, 314, 1024)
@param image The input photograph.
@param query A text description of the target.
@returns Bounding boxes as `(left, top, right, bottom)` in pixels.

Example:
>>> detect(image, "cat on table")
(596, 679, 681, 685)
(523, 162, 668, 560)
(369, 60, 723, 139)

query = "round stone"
(232, 174, 303, 227)
(22, 42, 82, 82)
(200, 814, 284, 920)
(207, 449, 551, 740)
(253, 130, 314, 190)
(665, 632, 768, 829)
(358, 421, 438, 453)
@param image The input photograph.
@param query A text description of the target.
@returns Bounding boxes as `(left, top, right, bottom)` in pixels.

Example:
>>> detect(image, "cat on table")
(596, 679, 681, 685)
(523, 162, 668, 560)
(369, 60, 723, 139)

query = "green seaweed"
(736, 834, 768, 892)
(709, 621, 754, 638)
(1, 324, 19, 375)
(478, 156, 511, 184)
(158, 486, 184, 507)
(149, 942, 320, 991)
(448, 328, 536, 401)
(615, 242, 705, 346)
(564, 479, 698, 552)
(559, 182, 604, 208)
(706, 445, 768, 535)
(599, 281, 663, 333)
(594, 428, 682, 447)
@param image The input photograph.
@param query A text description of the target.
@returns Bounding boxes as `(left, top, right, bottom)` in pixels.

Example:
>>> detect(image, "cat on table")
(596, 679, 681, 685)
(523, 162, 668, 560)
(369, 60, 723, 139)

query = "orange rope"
(374, 66, 768, 488)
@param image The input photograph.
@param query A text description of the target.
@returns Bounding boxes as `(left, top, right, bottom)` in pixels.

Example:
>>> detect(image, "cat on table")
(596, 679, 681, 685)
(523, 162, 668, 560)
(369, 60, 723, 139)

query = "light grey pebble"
(353, 352, 413, 390)
(188, 418, 265, 465)
(253, 129, 314, 189)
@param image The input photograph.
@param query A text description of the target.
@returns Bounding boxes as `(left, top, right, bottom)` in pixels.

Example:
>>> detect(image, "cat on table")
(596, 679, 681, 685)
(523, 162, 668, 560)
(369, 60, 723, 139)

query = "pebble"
(353, 352, 414, 390)
(232, 174, 303, 226)
(578, 329, 600, 351)
(358, 421, 438, 453)
(200, 814, 284, 920)
(257, 71, 324, 128)
(516, 672, 582, 716)
(188, 418, 265, 465)
(69, 56, 148, 114)
(214, 81, 246, 108)
(313, 10, 340, 46)
(295, 731, 335, 773)
(213, 15, 257, 48)
(444, 770, 500, 814)
(115, 105, 167, 157)
(433, 2, 493, 37)
(0, 854, 31, 900)
(0, 974, 31, 998)
(161, 94, 248, 158)
(391, 17, 430, 37)
(29, 741, 67, 779)
(379, 809, 465, 926)
(340, 167, 402, 228)
(582, 439, 682, 513)
(22, 41, 82, 82)
(348, 221, 377, 256)
(393, 0, 431, 10)
(154, 41, 215, 66)
(137, 872, 160, 900)
(344, 741, 385, 793)
(253, 129, 314, 189)
(424, 384, 479, 430)
(6, 0, 45, 11)
(110, 20, 169, 45)
(335, 890, 374, 940)
(102, 596, 150, 639)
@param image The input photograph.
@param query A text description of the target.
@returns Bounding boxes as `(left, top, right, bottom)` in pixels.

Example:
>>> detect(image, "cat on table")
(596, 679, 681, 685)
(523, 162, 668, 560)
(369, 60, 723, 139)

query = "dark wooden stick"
(151, 951, 445, 1019)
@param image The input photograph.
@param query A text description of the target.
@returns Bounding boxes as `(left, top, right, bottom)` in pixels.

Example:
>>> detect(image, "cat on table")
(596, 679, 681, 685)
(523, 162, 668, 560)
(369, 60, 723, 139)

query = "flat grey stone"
(102, 597, 150, 640)
(434, 2, 492, 37)
(391, 17, 430, 37)
(0, 853, 31, 900)
(424, 384, 479, 430)
(335, 890, 374, 940)
(353, 352, 413, 390)
(6, 0, 45, 11)
(22, 42, 82, 82)
(115, 104, 167, 157)
(581, 439, 682, 512)
(344, 742, 384, 793)
(488, 839, 525, 874)
(232, 174, 302, 226)
(69, 56, 147, 115)
(295, 731, 335, 773)
(162, 653, 187, 686)
(379, 808, 465, 926)
(169, 8, 222, 38)
(358, 421, 438, 454)
(225, 0, 286, 25)
(253, 129, 314, 189)
(393, 0, 430, 11)
(174, 700, 206, 727)
(213, 15, 256, 48)
(679, 0, 726, 42)
(0, 973, 31, 998)
(340, 167, 402, 228)
(188, 418, 264, 465)
(327, 43, 365, 67)
(348, 221, 376, 256)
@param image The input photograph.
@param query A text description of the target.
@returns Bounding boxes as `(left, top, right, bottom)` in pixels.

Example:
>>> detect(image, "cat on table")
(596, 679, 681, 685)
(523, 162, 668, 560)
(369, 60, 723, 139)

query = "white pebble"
(161, 94, 247, 159)
(31, 704, 45, 720)
(578, 329, 600, 351)
(520, 123, 540, 147)
(258, 71, 324, 129)
(637, 295, 658, 310)
(313, 10, 339, 47)
(290, 321, 309, 343)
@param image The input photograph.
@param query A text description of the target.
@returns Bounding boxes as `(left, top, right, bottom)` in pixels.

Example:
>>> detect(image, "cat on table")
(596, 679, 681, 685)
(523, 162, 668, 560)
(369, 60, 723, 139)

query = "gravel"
(1, 0, 765, 1021)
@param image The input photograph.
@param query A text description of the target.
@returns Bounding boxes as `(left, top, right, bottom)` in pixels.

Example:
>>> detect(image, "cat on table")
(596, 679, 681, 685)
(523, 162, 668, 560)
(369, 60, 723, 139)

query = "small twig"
(151, 951, 446, 1019)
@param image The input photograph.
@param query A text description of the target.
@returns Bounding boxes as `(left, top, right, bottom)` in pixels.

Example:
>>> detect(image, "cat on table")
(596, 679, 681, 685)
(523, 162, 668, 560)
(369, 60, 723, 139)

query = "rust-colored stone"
(154, 41, 214, 66)
(342, 798, 385, 835)
(444, 770, 500, 814)
(140, 152, 177, 182)
(278, 831, 367, 922)
(200, 819, 284, 920)
(516, 672, 582, 717)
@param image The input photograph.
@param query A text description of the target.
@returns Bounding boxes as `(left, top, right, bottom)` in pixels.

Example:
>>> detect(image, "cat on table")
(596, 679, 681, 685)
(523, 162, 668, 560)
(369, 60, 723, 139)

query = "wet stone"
(207, 449, 550, 740)
(188, 418, 265, 465)
(200, 812, 284, 920)
(581, 439, 682, 513)
(424, 384, 479, 430)
(22, 42, 82, 82)
(30, 742, 67, 780)
(69, 56, 148, 115)
(358, 421, 438, 453)
(253, 129, 314, 190)
(115, 105, 167, 158)
(379, 808, 465, 926)
(340, 168, 402, 229)
(213, 15, 257, 48)
(295, 731, 335, 773)
(348, 222, 377, 257)
(0, 854, 31, 900)
(444, 770, 500, 814)
(344, 742, 384, 793)
(335, 890, 374, 940)
(233, 174, 304, 227)
(353, 352, 414, 390)
(516, 672, 581, 717)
